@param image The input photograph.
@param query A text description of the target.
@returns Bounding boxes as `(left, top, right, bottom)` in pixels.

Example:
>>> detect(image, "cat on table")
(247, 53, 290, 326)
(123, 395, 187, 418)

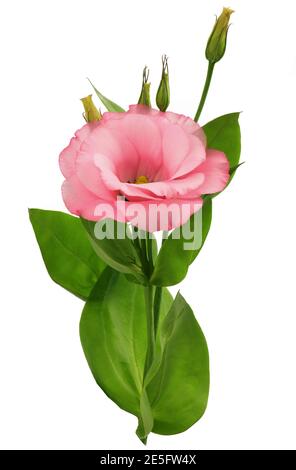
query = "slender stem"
(194, 62, 215, 122)
(144, 285, 155, 377)
(153, 230, 167, 335)
(140, 234, 147, 255)
(143, 231, 168, 379)
(146, 233, 153, 275)
(140, 233, 148, 263)
(153, 287, 162, 336)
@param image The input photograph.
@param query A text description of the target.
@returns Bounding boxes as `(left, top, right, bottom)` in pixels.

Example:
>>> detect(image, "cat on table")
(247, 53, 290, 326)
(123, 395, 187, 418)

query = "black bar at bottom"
(0, 450, 294, 466)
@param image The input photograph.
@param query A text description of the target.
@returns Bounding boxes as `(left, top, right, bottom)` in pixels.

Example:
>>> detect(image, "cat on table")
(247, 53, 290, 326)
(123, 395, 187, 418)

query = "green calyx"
(138, 66, 151, 107)
(156, 54, 170, 112)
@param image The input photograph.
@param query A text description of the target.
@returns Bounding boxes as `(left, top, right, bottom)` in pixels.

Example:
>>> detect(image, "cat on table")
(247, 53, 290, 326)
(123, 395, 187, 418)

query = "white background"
(1, 0, 296, 450)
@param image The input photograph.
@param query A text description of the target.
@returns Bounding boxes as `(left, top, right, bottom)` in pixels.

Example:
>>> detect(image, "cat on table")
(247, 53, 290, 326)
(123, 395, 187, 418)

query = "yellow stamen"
(135, 175, 149, 184)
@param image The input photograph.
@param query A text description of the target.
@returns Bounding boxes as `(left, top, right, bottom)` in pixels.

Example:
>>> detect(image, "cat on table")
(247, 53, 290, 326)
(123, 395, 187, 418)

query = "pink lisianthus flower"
(59, 105, 229, 231)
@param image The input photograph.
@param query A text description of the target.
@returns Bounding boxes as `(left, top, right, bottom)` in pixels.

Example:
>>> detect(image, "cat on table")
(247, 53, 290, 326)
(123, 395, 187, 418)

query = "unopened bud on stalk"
(81, 94, 102, 122)
(156, 55, 170, 112)
(205, 7, 234, 64)
(138, 66, 151, 107)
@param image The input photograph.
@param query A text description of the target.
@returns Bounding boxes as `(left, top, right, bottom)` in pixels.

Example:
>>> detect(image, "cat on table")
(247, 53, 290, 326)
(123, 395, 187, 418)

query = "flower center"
(135, 175, 149, 184)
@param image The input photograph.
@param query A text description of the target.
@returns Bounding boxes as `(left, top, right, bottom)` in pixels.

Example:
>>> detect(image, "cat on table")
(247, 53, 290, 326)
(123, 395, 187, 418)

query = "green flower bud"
(138, 66, 151, 107)
(81, 94, 102, 122)
(206, 7, 234, 64)
(156, 55, 170, 112)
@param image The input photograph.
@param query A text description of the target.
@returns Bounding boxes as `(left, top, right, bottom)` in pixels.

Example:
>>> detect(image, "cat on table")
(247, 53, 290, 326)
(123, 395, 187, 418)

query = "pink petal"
(61, 175, 102, 220)
(165, 111, 202, 135)
(59, 108, 227, 232)
(59, 137, 80, 178)
(161, 124, 190, 178)
(124, 197, 203, 232)
(171, 134, 206, 179)
(59, 123, 97, 178)
(101, 111, 126, 122)
(128, 105, 206, 143)
(76, 149, 116, 201)
(91, 126, 140, 182)
(197, 149, 230, 195)
(128, 104, 159, 116)
(108, 114, 163, 179)
(106, 171, 204, 201)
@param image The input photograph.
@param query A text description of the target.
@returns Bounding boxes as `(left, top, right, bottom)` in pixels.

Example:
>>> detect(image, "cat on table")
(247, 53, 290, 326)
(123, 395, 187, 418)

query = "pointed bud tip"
(138, 66, 151, 107)
(223, 7, 234, 16)
(205, 7, 234, 64)
(161, 54, 169, 75)
(80, 94, 102, 122)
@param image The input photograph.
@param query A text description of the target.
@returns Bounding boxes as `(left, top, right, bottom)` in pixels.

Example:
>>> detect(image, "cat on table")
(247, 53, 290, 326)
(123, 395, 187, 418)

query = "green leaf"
(80, 270, 209, 440)
(203, 112, 241, 169)
(136, 389, 154, 444)
(81, 218, 146, 284)
(87, 78, 125, 113)
(29, 209, 106, 300)
(150, 198, 212, 286)
(147, 292, 209, 435)
(79, 269, 173, 437)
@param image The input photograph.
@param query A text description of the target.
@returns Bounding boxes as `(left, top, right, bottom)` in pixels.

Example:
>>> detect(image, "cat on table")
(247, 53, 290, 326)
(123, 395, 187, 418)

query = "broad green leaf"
(147, 292, 209, 435)
(150, 198, 212, 286)
(79, 269, 173, 438)
(87, 78, 125, 113)
(80, 270, 209, 440)
(203, 112, 241, 169)
(29, 209, 106, 300)
(136, 389, 154, 445)
(228, 160, 244, 185)
(81, 218, 146, 284)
